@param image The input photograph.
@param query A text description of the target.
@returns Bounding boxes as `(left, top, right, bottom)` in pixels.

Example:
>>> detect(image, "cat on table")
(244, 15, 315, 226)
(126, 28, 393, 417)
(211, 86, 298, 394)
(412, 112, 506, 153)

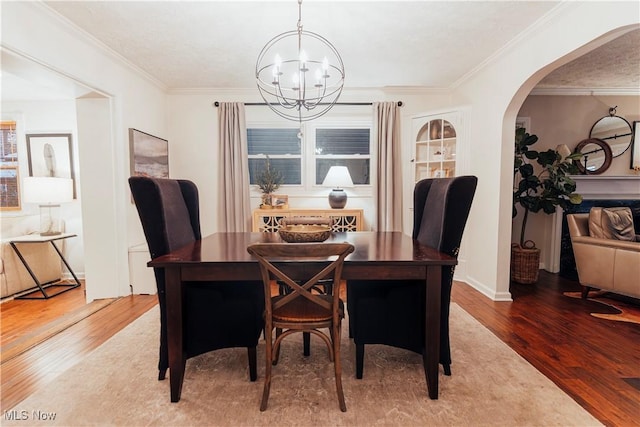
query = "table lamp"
(322, 166, 354, 209)
(22, 177, 73, 236)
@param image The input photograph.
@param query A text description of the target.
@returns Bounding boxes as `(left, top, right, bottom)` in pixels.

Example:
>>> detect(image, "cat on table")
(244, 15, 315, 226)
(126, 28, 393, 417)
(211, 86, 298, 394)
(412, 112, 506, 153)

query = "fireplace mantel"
(548, 175, 640, 273)
(571, 175, 640, 199)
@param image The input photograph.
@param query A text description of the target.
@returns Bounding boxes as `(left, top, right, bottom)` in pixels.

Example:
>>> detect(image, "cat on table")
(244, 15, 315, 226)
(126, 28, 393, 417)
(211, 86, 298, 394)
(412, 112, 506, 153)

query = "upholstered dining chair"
(247, 242, 355, 412)
(347, 175, 477, 379)
(128, 176, 265, 382)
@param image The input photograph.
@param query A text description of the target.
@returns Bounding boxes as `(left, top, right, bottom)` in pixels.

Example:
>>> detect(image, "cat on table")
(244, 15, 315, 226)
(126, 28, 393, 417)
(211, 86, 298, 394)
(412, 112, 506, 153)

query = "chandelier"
(255, 0, 345, 123)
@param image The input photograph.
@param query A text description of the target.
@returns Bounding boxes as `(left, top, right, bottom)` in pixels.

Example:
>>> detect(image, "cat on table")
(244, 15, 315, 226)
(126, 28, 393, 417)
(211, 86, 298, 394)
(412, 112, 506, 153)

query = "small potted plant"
(256, 156, 283, 209)
(512, 128, 583, 284)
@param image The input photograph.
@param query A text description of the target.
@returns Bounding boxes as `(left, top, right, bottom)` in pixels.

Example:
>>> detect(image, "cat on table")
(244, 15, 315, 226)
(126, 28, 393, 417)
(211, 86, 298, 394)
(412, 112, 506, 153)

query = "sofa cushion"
(589, 207, 636, 241)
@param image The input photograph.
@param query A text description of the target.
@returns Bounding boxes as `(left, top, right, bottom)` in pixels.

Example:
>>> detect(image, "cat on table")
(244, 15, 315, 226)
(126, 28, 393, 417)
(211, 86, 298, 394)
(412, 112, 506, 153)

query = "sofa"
(0, 217, 63, 299)
(567, 207, 640, 299)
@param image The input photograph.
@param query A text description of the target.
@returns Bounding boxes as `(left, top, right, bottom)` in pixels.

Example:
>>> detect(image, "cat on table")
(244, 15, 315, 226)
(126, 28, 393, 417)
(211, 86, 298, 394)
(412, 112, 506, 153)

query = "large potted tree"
(512, 128, 583, 284)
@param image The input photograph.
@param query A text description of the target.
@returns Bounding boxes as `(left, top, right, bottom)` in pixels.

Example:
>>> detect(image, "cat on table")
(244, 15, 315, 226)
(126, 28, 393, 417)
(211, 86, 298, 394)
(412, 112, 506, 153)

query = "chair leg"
(581, 285, 591, 299)
(273, 328, 282, 365)
(355, 343, 364, 379)
(333, 323, 347, 412)
(248, 346, 258, 381)
(158, 368, 167, 381)
(261, 326, 273, 411)
(443, 363, 451, 376)
(303, 332, 311, 356)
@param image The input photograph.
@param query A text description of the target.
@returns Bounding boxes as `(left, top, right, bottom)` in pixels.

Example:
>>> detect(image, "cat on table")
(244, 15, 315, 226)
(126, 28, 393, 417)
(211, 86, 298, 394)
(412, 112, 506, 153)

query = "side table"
(9, 233, 81, 300)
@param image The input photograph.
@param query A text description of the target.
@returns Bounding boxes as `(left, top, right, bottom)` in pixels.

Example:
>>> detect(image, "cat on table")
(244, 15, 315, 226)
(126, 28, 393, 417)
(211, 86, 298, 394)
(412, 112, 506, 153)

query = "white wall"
(166, 88, 452, 235)
(1, 100, 84, 276)
(2, 2, 168, 301)
(450, 2, 639, 300)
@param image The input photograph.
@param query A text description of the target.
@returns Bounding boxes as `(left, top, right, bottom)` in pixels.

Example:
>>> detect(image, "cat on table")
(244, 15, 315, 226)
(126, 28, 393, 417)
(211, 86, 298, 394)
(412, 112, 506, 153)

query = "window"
(1, 121, 18, 165)
(314, 128, 370, 185)
(248, 128, 301, 185)
(0, 121, 19, 210)
(247, 121, 371, 190)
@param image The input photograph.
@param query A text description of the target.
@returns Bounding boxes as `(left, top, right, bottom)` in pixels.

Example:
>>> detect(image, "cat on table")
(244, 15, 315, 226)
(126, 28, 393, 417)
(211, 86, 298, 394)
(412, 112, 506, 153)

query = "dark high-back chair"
(128, 176, 264, 382)
(347, 175, 477, 378)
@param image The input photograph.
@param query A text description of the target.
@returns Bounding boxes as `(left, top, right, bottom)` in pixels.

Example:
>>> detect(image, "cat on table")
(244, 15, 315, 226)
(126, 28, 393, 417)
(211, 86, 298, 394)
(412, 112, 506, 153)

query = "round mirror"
(589, 113, 633, 158)
(574, 138, 612, 175)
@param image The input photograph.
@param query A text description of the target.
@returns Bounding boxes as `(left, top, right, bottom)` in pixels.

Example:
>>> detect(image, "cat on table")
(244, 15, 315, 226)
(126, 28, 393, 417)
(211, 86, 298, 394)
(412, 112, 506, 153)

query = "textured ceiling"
(43, 0, 563, 89)
(538, 28, 640, 89)
(3, 1, 639, 101)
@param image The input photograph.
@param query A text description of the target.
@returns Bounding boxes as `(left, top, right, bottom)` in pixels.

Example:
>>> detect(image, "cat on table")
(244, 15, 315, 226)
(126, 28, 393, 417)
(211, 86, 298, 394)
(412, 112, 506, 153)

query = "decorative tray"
(278, 224, 332, 243)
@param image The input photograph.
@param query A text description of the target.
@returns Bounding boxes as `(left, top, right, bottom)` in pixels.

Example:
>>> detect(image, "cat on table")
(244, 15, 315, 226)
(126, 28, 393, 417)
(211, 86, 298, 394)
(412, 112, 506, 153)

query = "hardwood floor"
(0, 285, 157, 412)
(453, 271, 640, 427)
(1, 272, 638, 426)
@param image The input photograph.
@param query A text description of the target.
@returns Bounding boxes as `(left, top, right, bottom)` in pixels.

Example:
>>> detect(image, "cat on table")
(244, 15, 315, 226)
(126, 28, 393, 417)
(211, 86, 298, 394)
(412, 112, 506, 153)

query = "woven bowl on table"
(278, 224, 332, 243)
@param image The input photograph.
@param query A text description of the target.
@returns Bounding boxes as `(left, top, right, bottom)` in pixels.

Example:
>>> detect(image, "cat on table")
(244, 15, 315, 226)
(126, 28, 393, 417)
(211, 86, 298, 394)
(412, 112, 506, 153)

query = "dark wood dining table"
(148, 231, 457, 403)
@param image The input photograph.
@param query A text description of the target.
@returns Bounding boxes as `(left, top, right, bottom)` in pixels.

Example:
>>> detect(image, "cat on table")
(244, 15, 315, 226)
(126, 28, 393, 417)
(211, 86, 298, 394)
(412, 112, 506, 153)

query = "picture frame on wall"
(26, 133, 76, 198)
(632, 121, 640, 170)
(129, 128, 169, 178)
(516, 117, 531, 132)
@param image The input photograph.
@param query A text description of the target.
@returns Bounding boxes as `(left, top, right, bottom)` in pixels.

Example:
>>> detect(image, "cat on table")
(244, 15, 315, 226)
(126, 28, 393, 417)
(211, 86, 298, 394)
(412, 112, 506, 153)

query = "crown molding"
(529, 87, 640, 96)
(451, 2, 572, 89)
(35, 1, 167, 92)
(167, 87, 256, 95)
(168, 85, 451, 97)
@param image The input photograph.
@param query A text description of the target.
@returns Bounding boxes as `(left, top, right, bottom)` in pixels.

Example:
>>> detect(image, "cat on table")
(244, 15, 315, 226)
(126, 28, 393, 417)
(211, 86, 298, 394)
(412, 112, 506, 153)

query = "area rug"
(5, 304, 601, 426)
(564, 291, 640, 325)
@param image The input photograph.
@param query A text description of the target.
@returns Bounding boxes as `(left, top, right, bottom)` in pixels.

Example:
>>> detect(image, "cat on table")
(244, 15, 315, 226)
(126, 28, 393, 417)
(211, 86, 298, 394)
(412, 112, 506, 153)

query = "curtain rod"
(212, 101, 403, 107)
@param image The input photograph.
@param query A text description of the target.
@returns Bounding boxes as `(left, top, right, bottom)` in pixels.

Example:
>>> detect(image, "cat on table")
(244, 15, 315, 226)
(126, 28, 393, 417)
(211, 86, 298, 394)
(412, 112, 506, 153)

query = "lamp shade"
(322, 166, 354, 189)
(23, 177, 73, 204)
(556, 144, 572, 159)
(322, 166, 353, 209)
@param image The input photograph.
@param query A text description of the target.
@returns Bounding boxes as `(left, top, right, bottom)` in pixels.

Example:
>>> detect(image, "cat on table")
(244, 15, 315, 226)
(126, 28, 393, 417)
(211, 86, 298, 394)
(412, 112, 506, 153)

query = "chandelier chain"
(297, 0, 303, 35)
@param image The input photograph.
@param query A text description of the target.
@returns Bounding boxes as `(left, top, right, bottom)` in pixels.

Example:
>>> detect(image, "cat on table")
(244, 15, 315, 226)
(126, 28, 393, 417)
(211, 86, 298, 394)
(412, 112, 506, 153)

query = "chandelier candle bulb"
(299, 50, 308, 70)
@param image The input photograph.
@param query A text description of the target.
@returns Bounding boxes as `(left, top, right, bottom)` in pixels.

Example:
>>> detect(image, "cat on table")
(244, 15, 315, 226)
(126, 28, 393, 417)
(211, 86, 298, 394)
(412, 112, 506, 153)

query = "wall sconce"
(322, 166, 353, 209)
(22, 177, 73, 236)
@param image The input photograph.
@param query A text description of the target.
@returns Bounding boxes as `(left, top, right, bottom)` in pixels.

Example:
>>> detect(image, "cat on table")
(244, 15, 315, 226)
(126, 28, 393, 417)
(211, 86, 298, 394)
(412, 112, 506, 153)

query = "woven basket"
(510, 241, 540, 284)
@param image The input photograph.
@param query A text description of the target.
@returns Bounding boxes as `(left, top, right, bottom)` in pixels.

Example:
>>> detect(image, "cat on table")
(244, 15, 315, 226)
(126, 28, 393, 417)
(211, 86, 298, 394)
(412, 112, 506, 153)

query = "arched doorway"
(503, 25, 639, 294)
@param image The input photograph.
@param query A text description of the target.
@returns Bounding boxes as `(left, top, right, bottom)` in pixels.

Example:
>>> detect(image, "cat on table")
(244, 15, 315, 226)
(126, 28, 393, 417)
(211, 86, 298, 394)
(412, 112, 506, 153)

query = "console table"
(252, 208, 364, 232)
(9, 233, 81, 299)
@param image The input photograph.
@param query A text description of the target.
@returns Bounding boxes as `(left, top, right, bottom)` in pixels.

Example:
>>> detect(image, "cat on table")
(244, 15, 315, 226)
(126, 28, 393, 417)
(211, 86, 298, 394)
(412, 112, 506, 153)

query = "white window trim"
(247, 118, 373, 199)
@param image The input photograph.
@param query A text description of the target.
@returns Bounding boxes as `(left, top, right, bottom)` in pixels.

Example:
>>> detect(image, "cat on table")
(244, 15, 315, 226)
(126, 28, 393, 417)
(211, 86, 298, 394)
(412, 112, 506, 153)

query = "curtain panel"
(374, 102, 402, 232)
(217, 102, 252, 232)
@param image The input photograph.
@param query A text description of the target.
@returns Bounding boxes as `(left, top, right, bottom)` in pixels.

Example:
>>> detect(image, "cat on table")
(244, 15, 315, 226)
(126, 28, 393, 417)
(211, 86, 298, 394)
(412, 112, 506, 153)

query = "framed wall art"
(129, 128, 169, 178)
(516, 117, 531, 132)
(26, 133, 76, 198)
(271, 194, 288, 208)
(632, 121, 640, 170)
